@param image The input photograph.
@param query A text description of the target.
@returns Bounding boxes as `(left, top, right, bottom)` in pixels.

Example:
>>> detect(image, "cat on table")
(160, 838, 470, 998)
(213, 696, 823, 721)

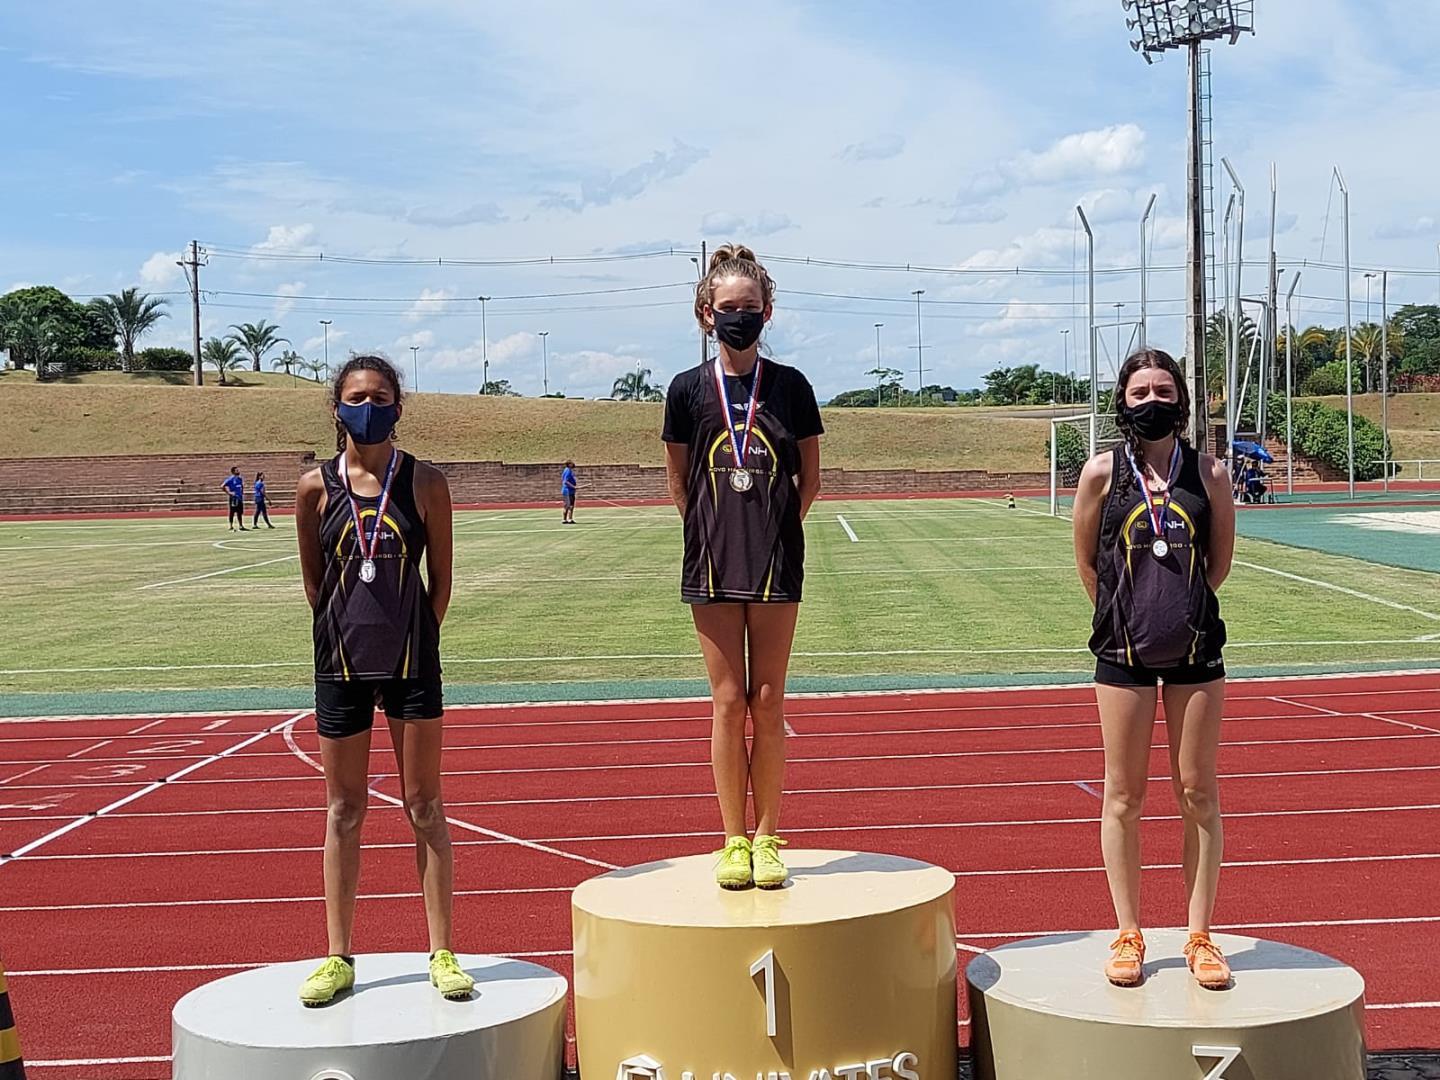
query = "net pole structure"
(1221, 192, 1236, 462)
(1077, 205, 1098, 457)
(1223, 158, 1245, 446)
(1285, 271, 1300, 496)
(1185, 40, 1207, 449)
(1336, 166, 1355, 499)
(1381, 268, 1390, 493)
(1263, 162, 1278, 442)
(1139, 192, 1157, 350)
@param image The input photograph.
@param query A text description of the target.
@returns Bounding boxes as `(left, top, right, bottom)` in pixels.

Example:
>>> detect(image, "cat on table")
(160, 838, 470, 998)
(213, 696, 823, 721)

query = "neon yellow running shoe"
(752, 834, 789, 889)
(430, 949, 476, 1001)
(714, 835, 753, 889)
(298, 955, 354, 1007)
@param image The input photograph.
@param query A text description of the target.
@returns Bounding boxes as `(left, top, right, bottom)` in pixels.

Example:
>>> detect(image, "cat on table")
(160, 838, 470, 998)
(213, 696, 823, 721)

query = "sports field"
(1, 495, 1439, 711)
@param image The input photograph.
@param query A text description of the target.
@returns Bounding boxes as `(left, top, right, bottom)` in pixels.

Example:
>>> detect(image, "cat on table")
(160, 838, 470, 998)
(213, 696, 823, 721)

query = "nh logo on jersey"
(614, 1054, 920, 1080)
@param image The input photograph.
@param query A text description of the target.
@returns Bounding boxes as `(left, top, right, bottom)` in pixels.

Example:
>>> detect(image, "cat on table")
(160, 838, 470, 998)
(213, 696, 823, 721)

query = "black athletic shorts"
(1095, 655, 1226, 688)
(314, 678, 444, 739)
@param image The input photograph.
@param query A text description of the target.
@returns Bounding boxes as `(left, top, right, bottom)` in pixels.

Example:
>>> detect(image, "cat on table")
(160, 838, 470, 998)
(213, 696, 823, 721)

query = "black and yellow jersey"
(662, 359, 824, 604)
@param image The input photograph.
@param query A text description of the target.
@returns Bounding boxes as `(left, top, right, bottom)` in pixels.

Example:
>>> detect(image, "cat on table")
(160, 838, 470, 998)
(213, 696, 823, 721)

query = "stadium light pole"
(1285, 271, 1299, 496)
(410, 345, 420, 392)
(1381, 270, 1390, 493)
(539, 331, 550, 396)
(911, 290, 925, 405)
(1363, 271, 1376, 393)
(1123, 0, 1255, 451)
(1335, 167, 1355, 499)
(1060, 329, 1071, 405)
(477, 296, 490, 394)
(1076, 205, 1097, 455)
(1221, 192, 1236, 458)
(319, 320, 331, 380)
(1139, 192, 1157, 349)
(1262, 162, 1277, 441)
(873, 323, 884, 407)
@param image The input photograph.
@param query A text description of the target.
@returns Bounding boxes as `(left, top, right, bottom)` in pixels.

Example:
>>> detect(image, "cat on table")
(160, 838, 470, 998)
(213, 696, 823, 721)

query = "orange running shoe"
(1184, 933, 1232, 990)
(1104, 930, 1146, 986)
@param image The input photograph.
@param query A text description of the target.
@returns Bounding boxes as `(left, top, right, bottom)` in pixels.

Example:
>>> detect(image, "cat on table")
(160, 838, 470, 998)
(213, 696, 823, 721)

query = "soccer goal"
(1048, 412, 1122, 517)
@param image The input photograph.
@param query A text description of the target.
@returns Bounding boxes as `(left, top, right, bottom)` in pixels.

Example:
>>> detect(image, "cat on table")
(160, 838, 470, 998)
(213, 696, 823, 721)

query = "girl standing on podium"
(1072, 349, 1236, 990)
(292, 354, 473, 1006)
(662, 245, 824, 890)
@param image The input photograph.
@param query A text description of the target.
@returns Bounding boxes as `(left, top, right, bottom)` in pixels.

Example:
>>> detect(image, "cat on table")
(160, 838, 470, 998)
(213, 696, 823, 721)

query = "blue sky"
(4, 1, 1439, 400)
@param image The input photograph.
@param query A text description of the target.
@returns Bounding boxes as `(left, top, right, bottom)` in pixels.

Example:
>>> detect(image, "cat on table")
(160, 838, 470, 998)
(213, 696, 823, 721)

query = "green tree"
(0, 285, 115, 370)
(612, 368, 663, 401)
(3, 311, 62, 380)
(201, 336, 246, 386)
(272, 348, 305, 384)
(862, 366, 904, 406)
(88, 288, 169, 372)
(478, 379, 519, 396)
(227, 320, 288, 373)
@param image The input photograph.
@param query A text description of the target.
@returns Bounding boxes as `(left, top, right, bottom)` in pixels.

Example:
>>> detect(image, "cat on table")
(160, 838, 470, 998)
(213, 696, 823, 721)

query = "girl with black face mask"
(662, 245, 824, 891)
(292, 354, 473, 1006)
(1072, 348, 1236, 992)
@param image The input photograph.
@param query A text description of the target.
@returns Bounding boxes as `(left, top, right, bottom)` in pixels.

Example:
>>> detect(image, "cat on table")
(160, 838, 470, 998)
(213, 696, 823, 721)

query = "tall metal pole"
(1061, 329, 1071, 405)
(1363, 272, 1376, 394)
(1335, 167, 1355, 499)
(911, 289, 925, 404)
(539, 330, 550, 396)
(1222, 193, 1236, 461)
(1077, 205, 1097, 455)
(1185, 41, 1208, 451)
(873, 323, 884, 407)
(188, 240, 203, 386)
(1223, 158, 1245, 442)
(410, 345, 420, 392)
(478, 296, 490, 394)
(1285, 272, 1300, 496)
(698, 240, 708, 367)
(1381, 270, 1390, 493)
(1262, 162, 1277, 442)
(319, 320, 331, 380)
(1139, 193, 1156, 350)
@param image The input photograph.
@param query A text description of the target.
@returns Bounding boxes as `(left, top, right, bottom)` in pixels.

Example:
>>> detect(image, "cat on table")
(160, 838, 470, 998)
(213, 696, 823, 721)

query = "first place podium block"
(968, 931, 1366, 1080)
(572, 850, 957, 1080)
(172, 953, 567, 1080)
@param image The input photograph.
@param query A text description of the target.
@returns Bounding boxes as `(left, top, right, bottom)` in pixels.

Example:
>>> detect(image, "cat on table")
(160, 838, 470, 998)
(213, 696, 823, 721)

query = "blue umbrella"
(1233, 440, 1274, 463)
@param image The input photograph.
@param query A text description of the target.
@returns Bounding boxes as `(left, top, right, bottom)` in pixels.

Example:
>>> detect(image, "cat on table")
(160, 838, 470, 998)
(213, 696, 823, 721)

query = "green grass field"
(2, 497, 1438, 712)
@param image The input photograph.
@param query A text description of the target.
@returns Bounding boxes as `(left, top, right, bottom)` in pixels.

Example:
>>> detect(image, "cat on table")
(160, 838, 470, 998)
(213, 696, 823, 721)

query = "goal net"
(1048, 412, 1122, 516)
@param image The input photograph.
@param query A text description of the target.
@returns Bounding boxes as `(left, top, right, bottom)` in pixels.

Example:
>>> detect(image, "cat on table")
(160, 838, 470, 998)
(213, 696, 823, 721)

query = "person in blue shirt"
(252, 471, 275, 529)
(561, 460, 578, 524)
(223, 466, 246, 531)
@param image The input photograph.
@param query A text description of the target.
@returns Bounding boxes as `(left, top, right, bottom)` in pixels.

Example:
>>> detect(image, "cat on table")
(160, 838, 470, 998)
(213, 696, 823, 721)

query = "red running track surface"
(0, 671, 1438, 1076)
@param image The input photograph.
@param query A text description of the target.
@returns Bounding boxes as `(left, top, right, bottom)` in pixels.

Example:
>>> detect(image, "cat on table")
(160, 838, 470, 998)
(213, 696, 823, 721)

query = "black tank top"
(313, 451, 441, 682)
(1089, 442, 1226, 668)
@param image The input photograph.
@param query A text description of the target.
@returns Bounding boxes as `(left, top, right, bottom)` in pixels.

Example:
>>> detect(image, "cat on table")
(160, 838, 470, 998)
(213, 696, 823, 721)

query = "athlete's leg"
(389, 714, 454, 953)
(1096, 680, 1159, 932)
(692, 603, 750, 838)
(744, 602, 800, 837)
(320, 727, 373, 956)
(1161, 677, 1226, 934)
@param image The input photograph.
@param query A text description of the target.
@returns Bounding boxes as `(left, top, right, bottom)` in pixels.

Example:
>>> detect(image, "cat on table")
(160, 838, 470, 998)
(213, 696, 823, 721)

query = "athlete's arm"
(416, 462, 454, 627)
(1200, 453, 1235, 591)
(795, 435, 821, 520)
(294, 468, 326, 610)
(1072, 452, 1114, 606)
(664, 443, 689, 519)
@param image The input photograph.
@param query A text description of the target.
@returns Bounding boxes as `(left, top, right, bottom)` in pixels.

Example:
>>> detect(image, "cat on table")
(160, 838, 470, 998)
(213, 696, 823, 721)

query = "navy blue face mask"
(336, 401, 399, 444)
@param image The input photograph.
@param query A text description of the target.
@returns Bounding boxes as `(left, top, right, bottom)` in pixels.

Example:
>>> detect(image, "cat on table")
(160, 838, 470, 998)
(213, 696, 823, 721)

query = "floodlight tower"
(1123, 0, 1255, 450)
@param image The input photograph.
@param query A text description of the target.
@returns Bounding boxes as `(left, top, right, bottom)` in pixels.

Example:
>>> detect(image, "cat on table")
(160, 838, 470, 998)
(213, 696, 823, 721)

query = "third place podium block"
(572, 850, 957, 1080)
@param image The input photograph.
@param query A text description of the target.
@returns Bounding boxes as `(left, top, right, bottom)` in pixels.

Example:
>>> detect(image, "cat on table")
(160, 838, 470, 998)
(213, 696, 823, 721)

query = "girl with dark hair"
(292, 354, 471, 1006)
(662, 244, 824, 890)
(1072, 348, 1236, 990)
(252, 471, 275, 529)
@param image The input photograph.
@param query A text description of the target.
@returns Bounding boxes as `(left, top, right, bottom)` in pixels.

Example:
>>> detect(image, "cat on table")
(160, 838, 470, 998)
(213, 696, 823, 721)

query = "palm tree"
(227, 320, 288, 373)
(300, 358, 327, 382)
(612, 367, 663, 401)
(201, 336, 246, 386)
(1350, 322, 1406, 392)
(272, 348, 304, 385)
(6, 313, 60, 381)
(88, 288, 169, 372)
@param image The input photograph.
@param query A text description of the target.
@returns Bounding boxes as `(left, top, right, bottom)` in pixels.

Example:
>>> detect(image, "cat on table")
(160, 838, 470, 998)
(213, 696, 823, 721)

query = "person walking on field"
(223, 466, 247, 531)
(662, 244, 823, 891)
(1072, 348, 1236, 991)
(561, 460, 578, 524)
(253, 471, 275, 529)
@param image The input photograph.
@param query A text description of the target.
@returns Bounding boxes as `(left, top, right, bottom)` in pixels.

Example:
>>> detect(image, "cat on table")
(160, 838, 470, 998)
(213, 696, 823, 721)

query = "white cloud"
(1015, 124, 1146, 184)
(393, 330, 437, 351)
(839, 134, 905, 162)
(700, 210, 795, 238)
(252, 224, 319, 255)
(543, 141, 708, 212)
(139, 250, 183, 288)
(1375, 215, 1438, 240)
(273, 281, 306, 318)
(406, 288, 457, 321)
(5, 282, 36, 293)
(405, 202, 506, 227)
(970, 300, 1067, 338)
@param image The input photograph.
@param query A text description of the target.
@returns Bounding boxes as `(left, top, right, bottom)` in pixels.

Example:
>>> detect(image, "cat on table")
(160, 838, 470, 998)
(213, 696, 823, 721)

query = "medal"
(339, 448, 398, 586)
(1124, 441, 1182, 561)
(712, 356, 763, 493)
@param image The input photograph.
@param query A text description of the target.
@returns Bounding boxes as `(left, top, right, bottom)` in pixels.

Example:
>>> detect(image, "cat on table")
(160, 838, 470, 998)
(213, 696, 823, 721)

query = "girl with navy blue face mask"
(292, 354, 473, 1006)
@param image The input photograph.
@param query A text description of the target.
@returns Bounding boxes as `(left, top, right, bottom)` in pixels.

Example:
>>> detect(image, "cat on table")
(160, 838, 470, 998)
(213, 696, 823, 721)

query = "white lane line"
(202, 718, 231, 731)
(1234, 559, 1440, 622)
(127, 718, 167, 735)
(1367, 1001, 1440, 1010)
(1072, 780, 1102, 799)
(137, 553, 299, 591)
(836, 514, 859, 543)
(65, 739, 112, 759)
(958, 914, 1440, 940)
(0, 711, 310, 869)
(0, 764, 50, 786)
(1282, 693, 1440, 736)
(25, 1056, 173, 1068)
(281, 716, 617, 872)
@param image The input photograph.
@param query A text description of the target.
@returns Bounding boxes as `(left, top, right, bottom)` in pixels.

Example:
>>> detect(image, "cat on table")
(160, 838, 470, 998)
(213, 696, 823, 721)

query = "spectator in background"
(223, 466, 246, 531)
(561, 460, 578, 524)
(253, 471, 275, 529)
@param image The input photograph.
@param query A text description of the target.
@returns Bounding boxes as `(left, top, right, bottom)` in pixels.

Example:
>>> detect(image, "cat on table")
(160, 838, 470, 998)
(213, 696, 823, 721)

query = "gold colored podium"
(573, 850, 957, 1080)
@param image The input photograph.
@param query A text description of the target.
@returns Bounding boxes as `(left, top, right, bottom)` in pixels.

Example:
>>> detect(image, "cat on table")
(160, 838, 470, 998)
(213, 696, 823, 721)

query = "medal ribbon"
(712, 356, 764, 472)
(339, 448, 399, 566)
(1125, 441, 1181, 543)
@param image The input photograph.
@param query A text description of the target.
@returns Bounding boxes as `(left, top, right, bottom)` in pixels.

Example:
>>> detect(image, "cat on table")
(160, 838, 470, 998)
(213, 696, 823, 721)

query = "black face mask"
(1122, 399, 1184, 441)
(711, 309, 765, 351)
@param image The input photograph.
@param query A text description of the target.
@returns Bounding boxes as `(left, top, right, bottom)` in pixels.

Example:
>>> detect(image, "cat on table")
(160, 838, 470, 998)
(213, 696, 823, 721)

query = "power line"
(203, 281, 691, 303)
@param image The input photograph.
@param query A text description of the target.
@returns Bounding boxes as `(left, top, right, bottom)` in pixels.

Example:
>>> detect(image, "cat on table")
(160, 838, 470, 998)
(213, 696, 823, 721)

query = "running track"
(1, 671, 1438, 1076)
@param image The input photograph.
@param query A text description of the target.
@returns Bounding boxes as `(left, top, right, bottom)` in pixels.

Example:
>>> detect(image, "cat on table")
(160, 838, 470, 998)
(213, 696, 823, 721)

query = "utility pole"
(539, 330, 550, 395)
(911, 289, 925, 405)
(873, 323, 884, 407)
(319, 320, 332, 380)
(410, 345, 420, 392)
(697, 240, 708, 366)
(478, 296, 490, 393)
(178, 241, 204, 385)
(1060, 329, 1071, 404)
(1185, 41, 1208, 450)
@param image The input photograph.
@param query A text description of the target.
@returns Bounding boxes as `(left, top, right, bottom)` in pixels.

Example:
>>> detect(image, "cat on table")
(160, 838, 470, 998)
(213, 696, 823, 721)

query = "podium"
(572, 850, 957, 1080)
(967, 931, 1366, 1080)
(171, 953, 567, 1080)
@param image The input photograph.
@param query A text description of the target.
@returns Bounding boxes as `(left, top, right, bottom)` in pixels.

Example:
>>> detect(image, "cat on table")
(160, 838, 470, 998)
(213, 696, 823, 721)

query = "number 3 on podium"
(750, 950, 778, 1037)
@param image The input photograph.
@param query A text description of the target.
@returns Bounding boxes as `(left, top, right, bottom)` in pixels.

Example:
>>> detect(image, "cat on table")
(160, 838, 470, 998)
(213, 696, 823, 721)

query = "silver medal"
(1151, 538, 1170, 559)
(729, 469, 753, 493)
(359, 558, 377, 583)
